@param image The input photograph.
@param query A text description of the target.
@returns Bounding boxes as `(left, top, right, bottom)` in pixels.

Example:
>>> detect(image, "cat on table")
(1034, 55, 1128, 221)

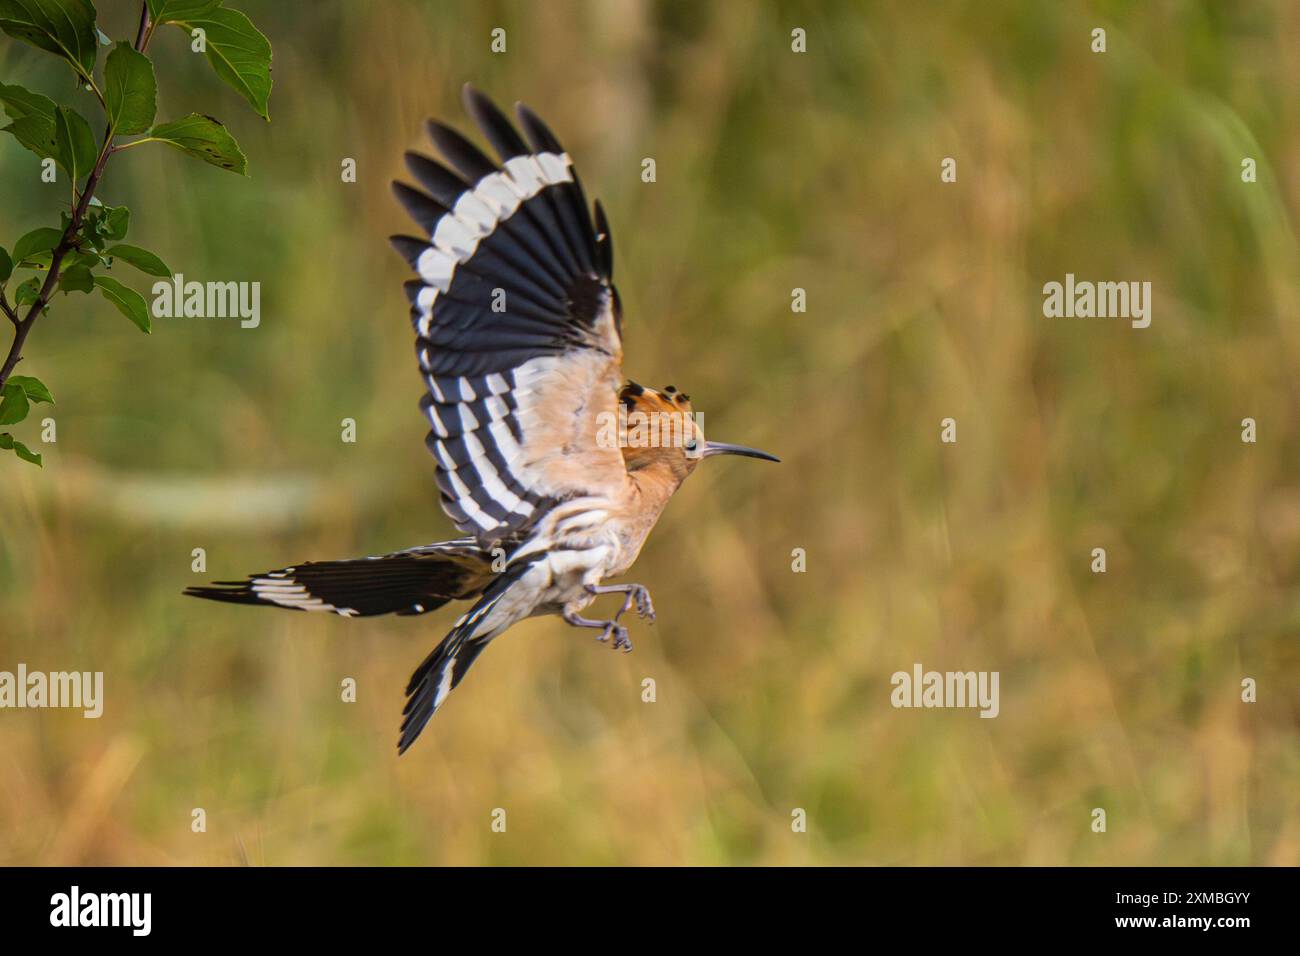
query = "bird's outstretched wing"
(392, 84, 630, 546)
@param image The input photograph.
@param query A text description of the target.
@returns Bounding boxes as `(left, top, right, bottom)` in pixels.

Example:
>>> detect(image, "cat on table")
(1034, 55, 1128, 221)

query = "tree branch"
(0, 2, 155, 393)
(134, 4, 152, 51)
(0, 290, 17, 327)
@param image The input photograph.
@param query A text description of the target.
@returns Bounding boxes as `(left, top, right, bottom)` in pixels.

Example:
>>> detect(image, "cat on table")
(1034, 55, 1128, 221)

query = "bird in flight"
(186, 84, 778, 753)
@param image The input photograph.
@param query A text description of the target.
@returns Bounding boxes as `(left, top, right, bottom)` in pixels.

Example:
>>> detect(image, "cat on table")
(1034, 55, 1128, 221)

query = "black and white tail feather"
(187, 84, 625, 754)
(183, 538, 493, 618)
(398, 561, 532, 754)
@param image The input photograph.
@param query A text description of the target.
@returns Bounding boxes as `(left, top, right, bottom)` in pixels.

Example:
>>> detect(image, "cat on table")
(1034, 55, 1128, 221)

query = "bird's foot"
(597, 620, 632, 653)
(586, 583, 655, 624)
(629, 585, 655, 623)
(566, 608, 633, 653)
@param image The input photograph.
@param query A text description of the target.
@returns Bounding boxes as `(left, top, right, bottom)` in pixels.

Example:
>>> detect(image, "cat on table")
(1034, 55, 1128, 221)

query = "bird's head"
(615, 382, 779, 484)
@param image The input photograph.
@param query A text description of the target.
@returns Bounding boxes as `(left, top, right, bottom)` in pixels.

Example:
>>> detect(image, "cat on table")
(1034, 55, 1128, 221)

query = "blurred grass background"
(1, 0, 1298, 865)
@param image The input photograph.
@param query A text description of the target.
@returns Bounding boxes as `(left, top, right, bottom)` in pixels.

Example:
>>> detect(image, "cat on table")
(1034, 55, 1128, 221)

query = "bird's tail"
(398, 561, 531, 753)
(184, 538, 495, 618)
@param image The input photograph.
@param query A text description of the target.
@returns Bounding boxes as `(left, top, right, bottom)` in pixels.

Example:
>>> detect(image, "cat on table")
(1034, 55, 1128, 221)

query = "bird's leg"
(563, 608, 632, 652)
(585, 583, 656, 623)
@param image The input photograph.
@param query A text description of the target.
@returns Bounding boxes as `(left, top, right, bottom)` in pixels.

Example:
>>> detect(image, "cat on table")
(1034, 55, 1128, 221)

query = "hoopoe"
(186, 85, 778, 753)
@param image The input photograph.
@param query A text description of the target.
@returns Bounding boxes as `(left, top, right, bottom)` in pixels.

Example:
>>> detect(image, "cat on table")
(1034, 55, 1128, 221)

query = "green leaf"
(0, 431, 41, 466)
(0, 82, 60, 162)
(0, 0, 98, 79)
(102, 204, 129, 241)
(83, 204, 129, 248)
(105, 243, 170, 277)
(0, 81, 59, 160)
(104, 41, 156, 135)
(143, 114, 247, 174)
(7, 374, 52, 403)
(0, 381, 29, 425)
(59, 264, 93, 292)
(13, 276, 39, 305)
(93, 274, 151, 332)
(11, 226, 60, 263)
(168, 5, 272, 120)
(0, 81, 55, 123)
(5, 114, 63, 164)
(4, 113, 61, 161)
(0, 245, 11, 283)
(64, 250, 101, 270)
(147, 0, 220, 18)
(54, 105, 97, 181)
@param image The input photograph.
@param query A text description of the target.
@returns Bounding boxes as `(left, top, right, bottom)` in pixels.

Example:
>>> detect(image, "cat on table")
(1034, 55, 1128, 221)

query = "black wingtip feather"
(392, 181, 446, 234)
(462, 85, 529, 161)
(514, 102, 565, 154)
(404, 151, 468, 207)
(426, 119, 497, 182)
(389, 234, 428, 268)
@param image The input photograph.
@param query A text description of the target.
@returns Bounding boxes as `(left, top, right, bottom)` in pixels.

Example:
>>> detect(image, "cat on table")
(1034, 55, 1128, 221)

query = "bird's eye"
(683, 438, 698, 452)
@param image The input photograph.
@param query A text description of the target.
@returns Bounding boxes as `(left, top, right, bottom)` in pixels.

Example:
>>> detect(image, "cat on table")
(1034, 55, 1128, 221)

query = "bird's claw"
(632, 585, 656, 623)
(612, 585, 655, 623)
(596, 621, 633, 652)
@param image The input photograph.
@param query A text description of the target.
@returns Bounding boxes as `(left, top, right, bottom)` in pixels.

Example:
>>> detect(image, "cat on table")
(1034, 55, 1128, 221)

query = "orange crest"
(616, 382, 703, 472)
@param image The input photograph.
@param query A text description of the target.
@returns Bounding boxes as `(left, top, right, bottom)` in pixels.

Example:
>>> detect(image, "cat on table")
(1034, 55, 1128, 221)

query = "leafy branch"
(0, 0, 271, 466)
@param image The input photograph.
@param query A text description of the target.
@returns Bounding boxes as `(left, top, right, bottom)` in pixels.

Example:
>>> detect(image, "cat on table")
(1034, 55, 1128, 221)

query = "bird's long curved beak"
(701, 441, 780, 462)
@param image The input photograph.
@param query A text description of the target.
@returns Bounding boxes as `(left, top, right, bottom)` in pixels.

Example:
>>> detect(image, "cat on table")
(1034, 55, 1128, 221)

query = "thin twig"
(0, 290, 18, 327)
(133, 4, 152, 51)
(0, 2, 155, 393)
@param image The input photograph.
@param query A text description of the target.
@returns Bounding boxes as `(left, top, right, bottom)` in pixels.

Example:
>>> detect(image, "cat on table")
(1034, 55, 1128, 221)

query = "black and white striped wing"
(392, 84, 629, 546)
